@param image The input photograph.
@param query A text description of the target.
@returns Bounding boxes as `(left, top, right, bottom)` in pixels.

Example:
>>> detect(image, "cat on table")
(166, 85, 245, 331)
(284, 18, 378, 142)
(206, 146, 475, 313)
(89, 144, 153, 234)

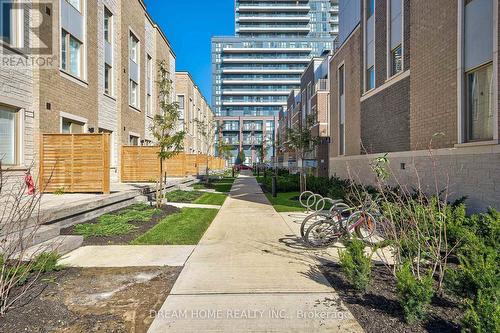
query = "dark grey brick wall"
(360, 76, 410, 153)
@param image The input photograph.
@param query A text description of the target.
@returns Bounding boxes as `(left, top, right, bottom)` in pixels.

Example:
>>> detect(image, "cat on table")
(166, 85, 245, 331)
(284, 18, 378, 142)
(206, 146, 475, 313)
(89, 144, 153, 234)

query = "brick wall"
(409, 0, 458, 150)
(38, 0, 99, 135)
(360, 76, 411, 153)
(120, 0, 147, 144)
(329, 26, 362, 159)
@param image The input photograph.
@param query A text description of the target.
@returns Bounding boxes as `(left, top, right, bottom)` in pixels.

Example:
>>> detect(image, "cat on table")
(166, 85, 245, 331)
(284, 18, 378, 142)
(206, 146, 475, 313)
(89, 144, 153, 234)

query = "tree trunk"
(157, 157, 164, 208)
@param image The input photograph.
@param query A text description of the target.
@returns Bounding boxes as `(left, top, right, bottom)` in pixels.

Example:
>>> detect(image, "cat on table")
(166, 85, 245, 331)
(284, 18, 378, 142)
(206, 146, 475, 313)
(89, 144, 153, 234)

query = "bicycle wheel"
(347, 211, 377, 241)
(304, 220, 342, 248)
(300, 210, 339, 238)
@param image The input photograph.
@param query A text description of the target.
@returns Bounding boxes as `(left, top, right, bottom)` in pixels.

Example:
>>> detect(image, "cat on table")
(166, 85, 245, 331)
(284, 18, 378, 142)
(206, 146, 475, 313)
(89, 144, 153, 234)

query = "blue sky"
(144, 0, 235, 105)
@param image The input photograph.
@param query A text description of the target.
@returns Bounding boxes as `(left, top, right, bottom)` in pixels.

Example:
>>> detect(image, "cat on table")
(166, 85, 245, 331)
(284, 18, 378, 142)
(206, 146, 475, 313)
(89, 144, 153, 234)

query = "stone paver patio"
(148, 172, 363, 332)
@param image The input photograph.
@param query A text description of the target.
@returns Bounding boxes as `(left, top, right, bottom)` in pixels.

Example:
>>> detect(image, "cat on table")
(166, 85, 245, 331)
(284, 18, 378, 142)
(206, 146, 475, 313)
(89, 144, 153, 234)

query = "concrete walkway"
(163, 202, 222, 209)
(59, 245, 195, 267)
(148, 172, 362, 332)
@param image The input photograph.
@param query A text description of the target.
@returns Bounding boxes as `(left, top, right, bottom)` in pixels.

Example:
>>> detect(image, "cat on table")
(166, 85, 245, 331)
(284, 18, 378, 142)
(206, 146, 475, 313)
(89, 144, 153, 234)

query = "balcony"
(222, 68, 305, 74)
(222, 101, 286, 106)
(237, 26, 310, 33)
(222, 90, 291, 96)
(242, 124, 263, 131)
(315, 78, 329, 92)
(222, 58, 310, 64)
(222, 79, 301, 85)
(237, 5, 310, 12)
(222, 47, 312, 53)
(237, 16, 310, 22)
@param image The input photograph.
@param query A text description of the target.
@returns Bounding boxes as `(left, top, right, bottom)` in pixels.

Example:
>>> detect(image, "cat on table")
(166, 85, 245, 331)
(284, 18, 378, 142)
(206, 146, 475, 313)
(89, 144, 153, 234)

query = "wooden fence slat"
(39, 134, 110, 194)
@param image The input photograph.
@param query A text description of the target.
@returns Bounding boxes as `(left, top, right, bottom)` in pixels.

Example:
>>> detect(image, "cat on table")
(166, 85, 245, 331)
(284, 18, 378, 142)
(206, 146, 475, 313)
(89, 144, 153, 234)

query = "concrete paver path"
(148, 172, 363, 332)
(59, 245, 195, 267)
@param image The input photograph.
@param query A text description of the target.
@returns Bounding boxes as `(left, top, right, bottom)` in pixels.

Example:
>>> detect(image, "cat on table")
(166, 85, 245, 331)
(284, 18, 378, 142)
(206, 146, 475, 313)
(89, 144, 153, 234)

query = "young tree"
(217, 139, 233, 163)
(151, 61, 185, 206)
(284, 114, 319, 192)
(235, 149, 246, 165)
(194, 118, 218, 183)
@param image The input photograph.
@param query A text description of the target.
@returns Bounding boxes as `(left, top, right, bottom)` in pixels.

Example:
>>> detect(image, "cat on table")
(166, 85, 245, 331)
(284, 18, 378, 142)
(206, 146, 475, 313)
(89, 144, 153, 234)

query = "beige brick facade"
(175, 72, 215, 156)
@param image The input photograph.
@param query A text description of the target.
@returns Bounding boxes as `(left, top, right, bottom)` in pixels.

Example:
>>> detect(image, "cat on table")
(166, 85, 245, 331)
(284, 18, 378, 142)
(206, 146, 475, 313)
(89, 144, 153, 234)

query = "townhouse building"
(326, 0, 500, 211)
(278, 55, 332, 176)
(0, 0, 212, 186)
(175, 72, 216, 156)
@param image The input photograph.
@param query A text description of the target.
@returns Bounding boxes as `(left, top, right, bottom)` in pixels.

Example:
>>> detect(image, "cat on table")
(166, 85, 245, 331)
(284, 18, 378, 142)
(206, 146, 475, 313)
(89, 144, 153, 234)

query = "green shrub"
(32, 252, 62, 273)
(396, 262, 434, 324)
(338, 238, 372, 291)
(4, 265, 30, 286)
(462, 290, 500, 333)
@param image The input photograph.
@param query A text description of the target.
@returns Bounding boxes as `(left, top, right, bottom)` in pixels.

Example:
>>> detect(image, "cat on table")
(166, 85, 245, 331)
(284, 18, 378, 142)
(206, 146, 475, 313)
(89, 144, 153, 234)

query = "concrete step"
(19, 235, 84, 260)
(0, 224, 61, 252)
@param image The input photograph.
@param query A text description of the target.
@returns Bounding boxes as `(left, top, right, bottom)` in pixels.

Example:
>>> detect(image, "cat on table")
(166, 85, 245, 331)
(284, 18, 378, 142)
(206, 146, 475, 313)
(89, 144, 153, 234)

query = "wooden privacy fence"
(39, 134, 110, 194)
(121, 146, 226, 182)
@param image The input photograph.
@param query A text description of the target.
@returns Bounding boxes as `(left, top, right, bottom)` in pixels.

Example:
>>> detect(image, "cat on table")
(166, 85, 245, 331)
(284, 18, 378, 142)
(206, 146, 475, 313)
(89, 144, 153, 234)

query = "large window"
(129, 80, 138, 107)
(177, 95, 185, 119)
(0, 108, 17, 165)
(389, 0, 403, 77)
(391, 45, 402, 76)
(466, 64, 494, 142)
(0, 0, 12, 44)
(129, 32, 139, 64)
(61, 30, 83, 78)
(104, 64, 112, 95)
(463, 0, 494, 142)
(104, 7, 112, 43)
(338, 65, 345, 156)
(146, 54, 153, 116)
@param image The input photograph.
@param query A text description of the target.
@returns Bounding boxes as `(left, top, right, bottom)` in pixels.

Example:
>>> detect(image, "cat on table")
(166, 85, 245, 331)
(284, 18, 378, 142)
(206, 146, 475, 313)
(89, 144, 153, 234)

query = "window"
(177, 95, 185, 109)
(366, 66, 375, 90)
(338, 65, 345, 156)
(104, 7, 112, 43)
(129, 32, 139, 63)
(0, 107, 17, 165)
(391, 45, 402, 75)
(61, 118, 84, 134)
(104, 64, 112, 95)
(367, 0, 375, 17)
(129, 135, 139, 146)
(61, 30, 83, 78)
(466, 64, 494, 142)
(66, 0, 81, 12)
(146, 54, 152, 116)
(129, 80, 138, 107)
(0, 0, 12, 44)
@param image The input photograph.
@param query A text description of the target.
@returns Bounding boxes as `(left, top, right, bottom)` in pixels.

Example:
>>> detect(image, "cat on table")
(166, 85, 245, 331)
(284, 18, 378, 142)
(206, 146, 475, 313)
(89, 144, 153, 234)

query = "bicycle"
(303, 202, 380, 248)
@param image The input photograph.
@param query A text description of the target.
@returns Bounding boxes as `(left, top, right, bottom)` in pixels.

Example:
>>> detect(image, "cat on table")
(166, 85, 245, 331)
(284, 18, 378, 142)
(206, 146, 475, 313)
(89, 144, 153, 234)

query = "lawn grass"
(73, 203, 160, 238)
(194, 193, 227, 205)
(164, 190, 204, 203)
(164, 190, 227, 205)
(191, 177, 236, 193)
(132, 208, 218, 245)
(264, 192, 305, 212)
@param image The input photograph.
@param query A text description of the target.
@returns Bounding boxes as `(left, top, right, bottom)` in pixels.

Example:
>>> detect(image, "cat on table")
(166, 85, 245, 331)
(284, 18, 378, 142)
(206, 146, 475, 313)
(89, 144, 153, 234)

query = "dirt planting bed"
(322, 264, 462, 333)
(0, 266, 181, 333)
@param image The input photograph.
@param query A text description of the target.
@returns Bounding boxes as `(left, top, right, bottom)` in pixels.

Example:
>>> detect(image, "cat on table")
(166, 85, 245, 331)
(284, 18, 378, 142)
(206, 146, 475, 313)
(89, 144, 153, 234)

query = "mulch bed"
(60, 205, 180, 245)
(0, 266, 181, 333)
(322, 264, 463, 333)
